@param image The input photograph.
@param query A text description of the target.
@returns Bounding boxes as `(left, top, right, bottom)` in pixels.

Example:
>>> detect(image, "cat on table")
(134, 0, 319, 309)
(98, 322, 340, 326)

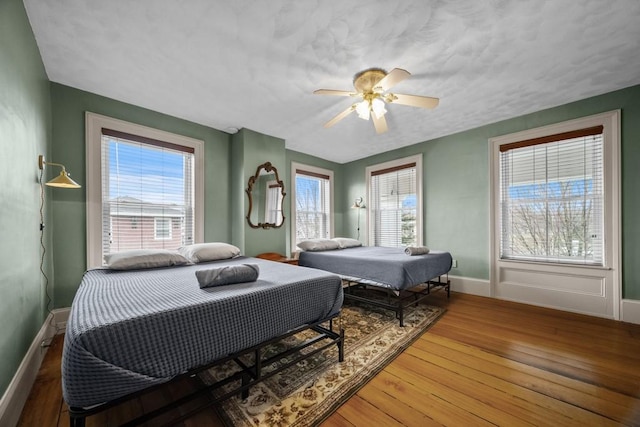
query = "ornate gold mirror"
(246, 162, 286, 229)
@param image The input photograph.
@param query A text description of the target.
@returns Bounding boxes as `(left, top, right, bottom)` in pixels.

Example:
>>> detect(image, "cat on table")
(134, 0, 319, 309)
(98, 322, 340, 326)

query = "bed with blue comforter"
(298, 246, 452, 291)
(62, 256, 343, 413)
(298, 246, 451, 326)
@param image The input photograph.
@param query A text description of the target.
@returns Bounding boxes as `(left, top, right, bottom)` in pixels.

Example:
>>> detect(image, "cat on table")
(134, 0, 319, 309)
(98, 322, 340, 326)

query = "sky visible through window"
(296, 176, 319, 210)
(508, 179, 593, 200)
(107, 139, 185, 205)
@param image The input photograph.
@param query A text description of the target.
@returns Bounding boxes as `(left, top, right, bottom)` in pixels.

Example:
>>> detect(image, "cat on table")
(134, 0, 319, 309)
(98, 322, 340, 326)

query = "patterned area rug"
(199, 300, 445, 427)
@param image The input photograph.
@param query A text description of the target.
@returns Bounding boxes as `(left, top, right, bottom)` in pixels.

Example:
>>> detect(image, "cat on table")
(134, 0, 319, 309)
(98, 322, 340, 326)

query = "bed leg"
(255, 348, 262, 380)
(241, 372, 251, 400)
(338, 328, 345, 362)
(69, 415, 85, 427)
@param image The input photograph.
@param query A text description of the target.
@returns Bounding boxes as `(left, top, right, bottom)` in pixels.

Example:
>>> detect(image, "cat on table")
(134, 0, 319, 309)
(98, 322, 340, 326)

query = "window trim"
(290, 162, 334, 250)
(86, 112, 204, 268)
(154, 217, 173, 240)
(365, 154, 423, 247)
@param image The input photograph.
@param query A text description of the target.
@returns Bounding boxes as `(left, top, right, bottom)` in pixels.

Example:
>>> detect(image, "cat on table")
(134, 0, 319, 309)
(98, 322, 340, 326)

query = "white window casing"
(489, 110, 621, 319)
(291, 162, 334, 250)
(86, 112, 204, 268)
(366, 154, 423, 248)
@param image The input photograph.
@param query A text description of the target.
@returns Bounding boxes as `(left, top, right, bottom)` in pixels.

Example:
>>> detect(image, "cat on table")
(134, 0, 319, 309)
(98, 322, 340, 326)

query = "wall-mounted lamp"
(37, 154, 80, 340)
(351, 196, 365, 209)
(351, 197, 366, 239)
(38, 154, 81, 188)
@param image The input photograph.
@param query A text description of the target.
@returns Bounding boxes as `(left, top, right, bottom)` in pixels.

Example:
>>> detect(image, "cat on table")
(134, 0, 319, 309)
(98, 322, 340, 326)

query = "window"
(291, 163, 333, 247)
(489, 110, 620, 319)
(86, 113, 204, 267)
(499, 126, 604, 265)
(367, 155, 422, 247)
(154, 217, 172, 240)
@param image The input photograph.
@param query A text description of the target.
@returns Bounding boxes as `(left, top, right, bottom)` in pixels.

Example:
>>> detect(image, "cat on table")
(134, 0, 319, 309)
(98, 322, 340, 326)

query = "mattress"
(298, 246, 452, 291)
(62, 257, 343, 408)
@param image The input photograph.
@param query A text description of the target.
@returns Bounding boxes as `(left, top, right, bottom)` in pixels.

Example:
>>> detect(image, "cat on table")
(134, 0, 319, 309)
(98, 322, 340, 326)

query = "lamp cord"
(39, 168, 57, 343)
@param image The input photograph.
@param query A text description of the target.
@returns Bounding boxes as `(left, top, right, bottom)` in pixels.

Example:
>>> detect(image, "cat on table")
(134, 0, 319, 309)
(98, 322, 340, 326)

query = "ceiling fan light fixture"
(371, 97, 387, 119)
(314, 67, 439, 132)
(355, 100, 370, 120)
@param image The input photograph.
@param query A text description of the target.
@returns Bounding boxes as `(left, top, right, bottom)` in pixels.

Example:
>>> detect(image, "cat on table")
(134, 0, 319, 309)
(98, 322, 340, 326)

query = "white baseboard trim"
(0, 308, 69, 427)
(52, 307, 70, 333)
(453, 275, 640, 325)
(622, 299, 640, 325)
(449, 275, 491, 297)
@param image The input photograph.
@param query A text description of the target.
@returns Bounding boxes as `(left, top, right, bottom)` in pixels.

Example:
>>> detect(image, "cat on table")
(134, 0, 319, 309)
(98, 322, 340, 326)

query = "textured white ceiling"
(23, 0, 640, 163)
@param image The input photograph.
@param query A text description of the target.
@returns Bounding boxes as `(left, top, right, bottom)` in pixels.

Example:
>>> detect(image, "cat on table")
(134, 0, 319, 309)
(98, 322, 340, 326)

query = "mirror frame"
(246, 161, 286, 229)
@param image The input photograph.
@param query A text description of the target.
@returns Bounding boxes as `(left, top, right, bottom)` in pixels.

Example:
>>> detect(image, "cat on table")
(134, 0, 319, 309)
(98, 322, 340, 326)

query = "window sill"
(498, 257, 611, 271)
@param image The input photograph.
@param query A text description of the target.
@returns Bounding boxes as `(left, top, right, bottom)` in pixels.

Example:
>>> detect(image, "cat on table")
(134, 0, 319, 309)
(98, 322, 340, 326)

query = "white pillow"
(104, 249, 189, 270)
(178, 242, 241, 263)
(297, 239, 340, 252)
(332, 237, 363, 249)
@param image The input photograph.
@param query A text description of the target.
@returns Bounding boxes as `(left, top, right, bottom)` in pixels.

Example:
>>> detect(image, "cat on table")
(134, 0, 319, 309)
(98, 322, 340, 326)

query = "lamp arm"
(44, 161, 67, 171)
(38, 155, 66, 172)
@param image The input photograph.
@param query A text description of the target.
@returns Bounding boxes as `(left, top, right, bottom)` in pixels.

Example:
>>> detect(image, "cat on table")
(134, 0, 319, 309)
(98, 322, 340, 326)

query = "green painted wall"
(49, 83, 231, 307)
(0, 0, 52, 398)
(230, 131, 246, 253)
(342, 84, 640, 299)
(231, 128, 287, 257)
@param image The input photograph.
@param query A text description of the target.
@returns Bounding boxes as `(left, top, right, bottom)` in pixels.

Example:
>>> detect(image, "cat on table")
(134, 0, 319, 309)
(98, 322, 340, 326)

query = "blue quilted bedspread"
(299, 246, 452, 290)
(62, 257, 343, 408)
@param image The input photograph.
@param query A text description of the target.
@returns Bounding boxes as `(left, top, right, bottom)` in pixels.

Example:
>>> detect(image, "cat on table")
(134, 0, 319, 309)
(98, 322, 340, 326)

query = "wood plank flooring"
(18, 292, 640, 426)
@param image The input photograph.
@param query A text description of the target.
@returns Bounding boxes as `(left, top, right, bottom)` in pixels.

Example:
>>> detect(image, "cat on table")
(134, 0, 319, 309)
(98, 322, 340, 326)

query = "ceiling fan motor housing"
(353, 68, 387, 93)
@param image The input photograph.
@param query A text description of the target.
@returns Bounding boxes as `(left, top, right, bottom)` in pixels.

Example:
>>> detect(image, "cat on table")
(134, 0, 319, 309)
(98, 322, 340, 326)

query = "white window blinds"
(370, 162, 418, 247)
(295, 169, 331, 244)
(499, 126, 604, 265)
(101, 129, 195, 259)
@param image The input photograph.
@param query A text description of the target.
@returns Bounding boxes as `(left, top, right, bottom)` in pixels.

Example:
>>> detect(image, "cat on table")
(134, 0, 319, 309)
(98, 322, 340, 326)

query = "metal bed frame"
(68, 315, 344, 427)
(343, 274, 450, 327)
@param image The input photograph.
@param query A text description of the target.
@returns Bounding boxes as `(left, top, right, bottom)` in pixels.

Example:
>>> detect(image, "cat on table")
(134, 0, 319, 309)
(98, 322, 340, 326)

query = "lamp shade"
(46, 170, 81, 188)
(371, 98, 387, 119)
(355, 100, 370, 120)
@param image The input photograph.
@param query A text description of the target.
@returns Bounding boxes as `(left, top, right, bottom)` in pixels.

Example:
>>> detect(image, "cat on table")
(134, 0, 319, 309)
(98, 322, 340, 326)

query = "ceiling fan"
(314, 68, 439, 134)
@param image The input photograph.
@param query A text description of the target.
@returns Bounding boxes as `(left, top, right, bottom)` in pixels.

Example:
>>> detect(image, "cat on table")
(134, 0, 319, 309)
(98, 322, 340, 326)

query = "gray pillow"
(104, 249, 189, 270)
(297, 239, 340, 252)
(178, 242, 241, 263)
(332, 237, 363, 249)
(196, 264, 259, 288)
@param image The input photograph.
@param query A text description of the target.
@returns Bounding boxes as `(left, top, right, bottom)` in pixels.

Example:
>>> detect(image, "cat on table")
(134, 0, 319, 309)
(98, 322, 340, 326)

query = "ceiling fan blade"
(314, 89, 354, 97)
(324, 105, 355, 128)
(388, 93, 439, 109)
(372, 113, 388, 134)
(375, 68, 411, 92)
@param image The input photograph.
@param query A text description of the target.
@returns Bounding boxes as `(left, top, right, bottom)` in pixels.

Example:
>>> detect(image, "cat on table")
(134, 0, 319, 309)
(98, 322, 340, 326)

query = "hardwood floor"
(18, 292, 640, 426)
